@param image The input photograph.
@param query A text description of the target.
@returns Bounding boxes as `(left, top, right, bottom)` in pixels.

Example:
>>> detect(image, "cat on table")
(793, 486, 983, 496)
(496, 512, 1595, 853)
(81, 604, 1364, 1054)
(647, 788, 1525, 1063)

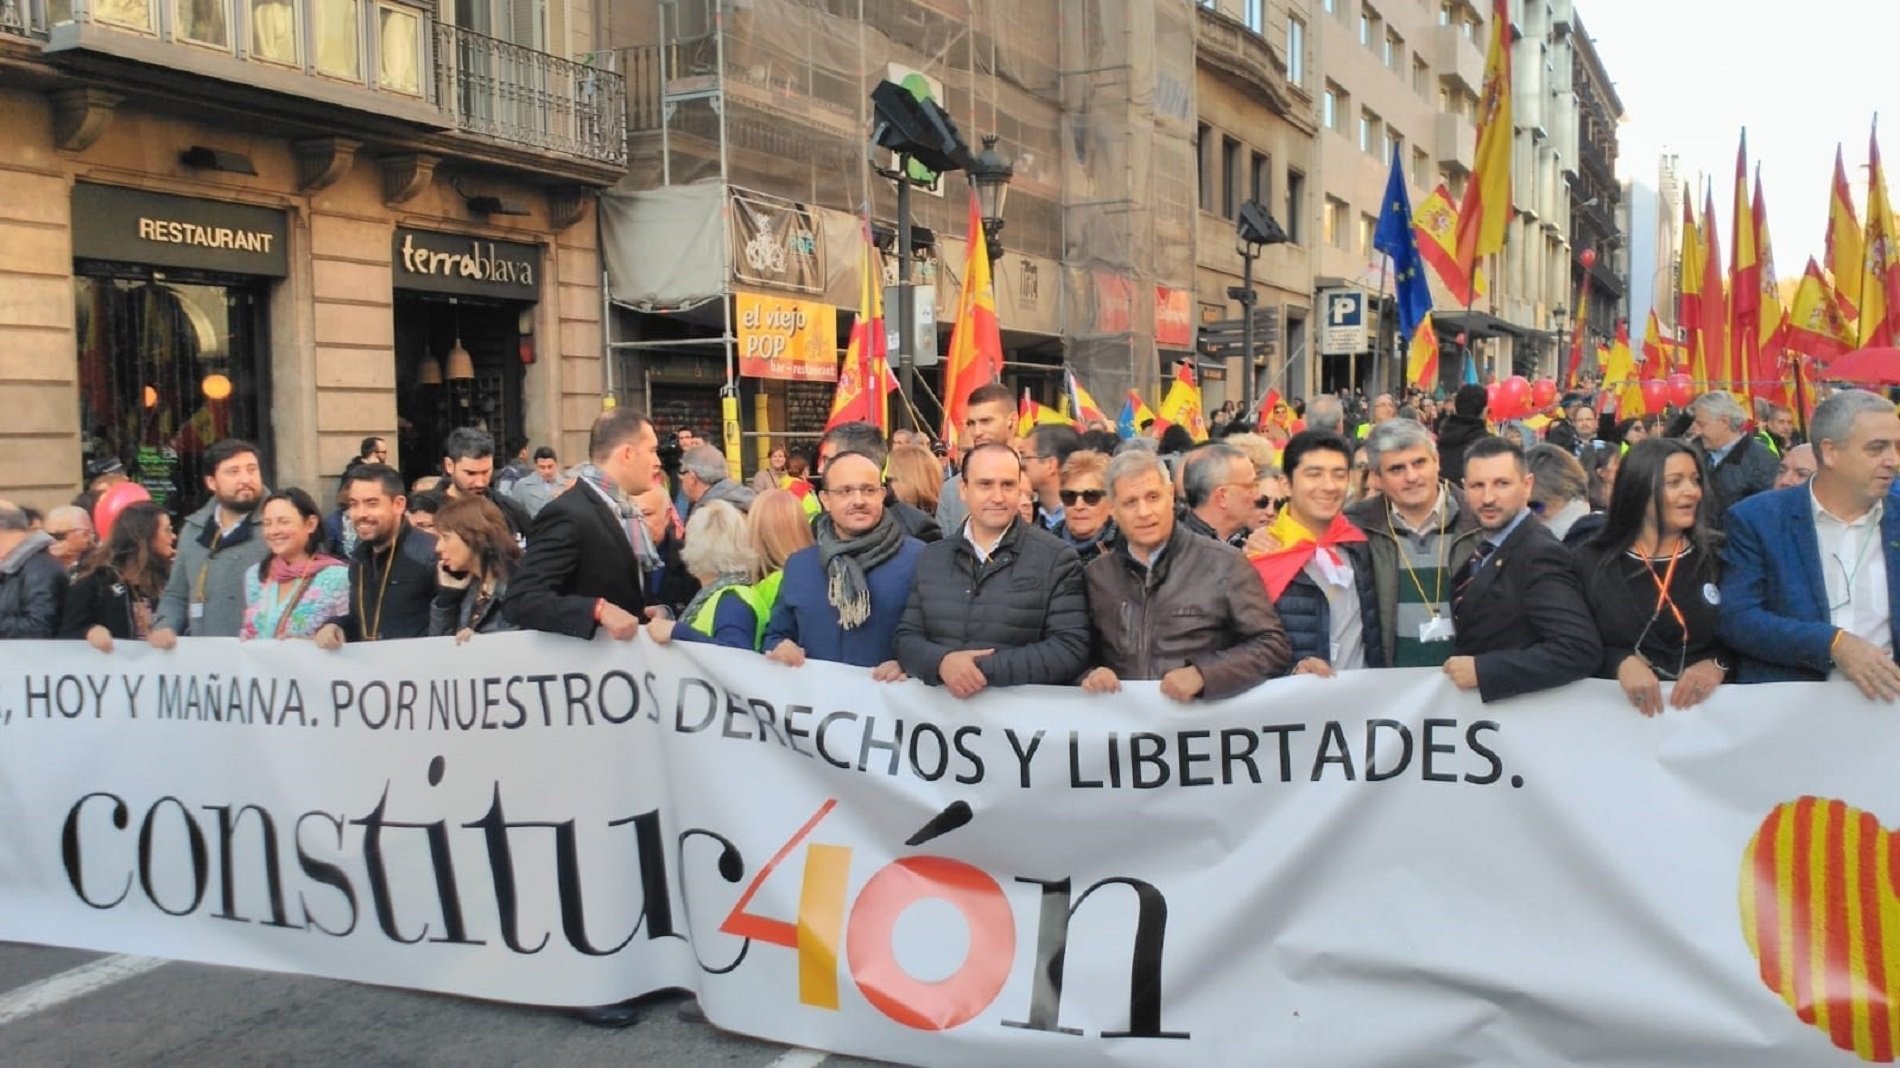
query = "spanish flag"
(941, 190, 1005, 446)
(1016, 388, 1073, 437)
(1858, 124, 1900, 348)
(1406, 312, 1441, 389)
(1679, 190, 1705, 382)
(823, 218, 894, 433)
(1452, 0, 1512, 285)
(1157, 361, 1208, 442)
(1788, 257, 1856, 362)
(1826, 144, 1863, 320)
(1413, 184, 1486, 306)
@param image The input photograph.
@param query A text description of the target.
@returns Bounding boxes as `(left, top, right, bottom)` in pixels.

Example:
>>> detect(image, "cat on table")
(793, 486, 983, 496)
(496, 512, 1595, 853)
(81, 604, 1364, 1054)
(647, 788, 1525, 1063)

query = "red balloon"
(1498, 375, 1531, 419)
(1531, 377, 1558, 409)
(1665, 372, 1696, 408)
(1485, 381, 1508, 420)
(1580, 247, 1598, 269)
(92, 481, 151, 540)
(1640, 378, 1670, 412)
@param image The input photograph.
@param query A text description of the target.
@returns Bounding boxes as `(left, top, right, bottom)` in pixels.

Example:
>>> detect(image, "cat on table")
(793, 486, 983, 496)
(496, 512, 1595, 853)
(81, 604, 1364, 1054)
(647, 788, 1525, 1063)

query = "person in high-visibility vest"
(645, 500, 765, 649)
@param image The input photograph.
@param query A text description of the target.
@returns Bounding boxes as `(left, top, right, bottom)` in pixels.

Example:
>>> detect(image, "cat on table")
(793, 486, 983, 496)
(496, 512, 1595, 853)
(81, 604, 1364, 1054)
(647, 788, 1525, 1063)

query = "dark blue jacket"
(674, 594, 760, 651)
(763, 538, 924, 667)
(1719, 484, 1900, 682)
(1269, 541, 1387, 668)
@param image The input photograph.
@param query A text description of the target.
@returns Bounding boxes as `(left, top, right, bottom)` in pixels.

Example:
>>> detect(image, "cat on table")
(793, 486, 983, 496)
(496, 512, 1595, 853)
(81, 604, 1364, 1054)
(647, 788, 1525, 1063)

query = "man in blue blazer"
(1719, 389, 1900, 699)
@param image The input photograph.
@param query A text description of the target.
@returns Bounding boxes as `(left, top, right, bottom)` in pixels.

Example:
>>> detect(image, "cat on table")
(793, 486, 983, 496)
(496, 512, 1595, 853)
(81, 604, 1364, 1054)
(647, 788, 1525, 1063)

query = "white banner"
(0, 634, 1894, 1066)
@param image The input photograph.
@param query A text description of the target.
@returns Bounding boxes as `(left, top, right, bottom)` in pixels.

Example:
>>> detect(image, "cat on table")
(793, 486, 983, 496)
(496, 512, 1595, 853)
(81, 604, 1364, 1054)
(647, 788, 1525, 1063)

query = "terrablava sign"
(393, 228, 541, 301)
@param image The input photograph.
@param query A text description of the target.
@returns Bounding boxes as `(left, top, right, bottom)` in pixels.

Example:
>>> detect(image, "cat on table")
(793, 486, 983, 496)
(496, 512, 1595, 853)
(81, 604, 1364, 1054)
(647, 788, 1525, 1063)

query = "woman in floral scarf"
(242, 489, 348, 640)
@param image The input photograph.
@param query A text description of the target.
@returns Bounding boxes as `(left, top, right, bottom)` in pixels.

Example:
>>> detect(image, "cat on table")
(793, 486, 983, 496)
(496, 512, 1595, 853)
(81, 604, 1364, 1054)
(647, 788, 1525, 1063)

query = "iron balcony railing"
(0, 0, 47, 39)
(437, 23, 625, 167)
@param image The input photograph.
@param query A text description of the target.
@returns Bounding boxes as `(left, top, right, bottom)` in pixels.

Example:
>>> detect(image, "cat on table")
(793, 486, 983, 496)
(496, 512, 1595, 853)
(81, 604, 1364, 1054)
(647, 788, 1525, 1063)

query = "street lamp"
(969, 135, 1014, 264)
(1233, 200, 1290, 417)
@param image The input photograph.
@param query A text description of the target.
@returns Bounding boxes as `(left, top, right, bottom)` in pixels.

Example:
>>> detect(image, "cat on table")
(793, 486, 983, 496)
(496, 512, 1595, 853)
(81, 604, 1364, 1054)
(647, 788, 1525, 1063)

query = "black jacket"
(887, 489, 943, 544)
(644, 528, 701, 620)
(430, 576, 517, 637)
(1435, 414, 1492, 488)
(1269, 540, 1387, 668)
(483, 491, 534, 542)
(893, 519, 1091, 687)
(0, 534, 67, 640)
(1707, 434, 1779, 520)
(1450, 514, 1603, 703)
(336, 521, 439, 641)
(1575, 540, 1727, 680)
(504, 483, 646, 638)
(58, 567, 158, 641)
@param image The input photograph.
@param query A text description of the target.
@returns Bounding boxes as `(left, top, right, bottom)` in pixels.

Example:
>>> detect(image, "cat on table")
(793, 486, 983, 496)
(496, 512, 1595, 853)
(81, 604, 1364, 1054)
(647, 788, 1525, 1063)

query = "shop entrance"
(392, 295, 526, 488)
(74, 264, 270, 517)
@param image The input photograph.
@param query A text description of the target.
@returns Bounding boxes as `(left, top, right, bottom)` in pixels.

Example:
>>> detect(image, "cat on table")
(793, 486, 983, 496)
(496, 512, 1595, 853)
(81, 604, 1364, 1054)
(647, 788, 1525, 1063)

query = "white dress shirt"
(1812, 487, 1891, 658)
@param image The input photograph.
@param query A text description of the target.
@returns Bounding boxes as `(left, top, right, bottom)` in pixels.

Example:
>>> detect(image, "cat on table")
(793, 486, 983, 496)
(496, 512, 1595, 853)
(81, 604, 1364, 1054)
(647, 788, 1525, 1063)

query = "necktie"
(1452, 540, 1497, 612)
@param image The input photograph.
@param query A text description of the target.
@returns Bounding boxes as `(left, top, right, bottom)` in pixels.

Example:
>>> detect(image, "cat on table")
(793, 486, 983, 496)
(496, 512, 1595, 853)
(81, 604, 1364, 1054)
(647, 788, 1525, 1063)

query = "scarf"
(1251, 510, 1367, 602)
(577, 463, 664, 574)
(813, 511, 905, 629)
(268, 552, 343, 585)
(678, 571, 749, 631)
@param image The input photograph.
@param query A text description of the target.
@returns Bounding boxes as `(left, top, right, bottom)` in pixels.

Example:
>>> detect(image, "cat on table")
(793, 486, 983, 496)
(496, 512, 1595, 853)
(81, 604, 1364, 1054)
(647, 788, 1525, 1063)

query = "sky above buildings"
(1586, 0, 1898, 270)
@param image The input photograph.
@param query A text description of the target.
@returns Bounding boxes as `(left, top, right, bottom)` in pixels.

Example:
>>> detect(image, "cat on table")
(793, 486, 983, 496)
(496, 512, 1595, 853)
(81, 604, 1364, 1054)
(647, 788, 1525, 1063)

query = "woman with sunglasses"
(1054, 450, 1117, 563)
(1575, 438, 1729, 715)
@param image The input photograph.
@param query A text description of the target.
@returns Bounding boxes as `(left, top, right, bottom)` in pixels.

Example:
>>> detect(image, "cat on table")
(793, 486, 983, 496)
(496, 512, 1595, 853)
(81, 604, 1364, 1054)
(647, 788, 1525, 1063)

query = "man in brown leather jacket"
(1082, 449, 1291, 701)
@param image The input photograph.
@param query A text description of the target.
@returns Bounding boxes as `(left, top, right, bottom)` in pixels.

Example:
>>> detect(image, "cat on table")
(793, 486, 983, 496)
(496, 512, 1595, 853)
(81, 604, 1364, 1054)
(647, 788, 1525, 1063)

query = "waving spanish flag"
(1826, 144, 1863, 320)
(1452, 0, 1512, 285)
(1859, 124, 1900, 348)
(1788, 257, 1856, 362)
(1406, 312, 1441, 389)
(1157, 361, 1208, 442)
(824, 218, 894, 433)
(1413, 184, 1486, 306)
(1016, 388, 1073, 437)
(941, 190, 1005, 446)
(1063, 368, 1110, 427)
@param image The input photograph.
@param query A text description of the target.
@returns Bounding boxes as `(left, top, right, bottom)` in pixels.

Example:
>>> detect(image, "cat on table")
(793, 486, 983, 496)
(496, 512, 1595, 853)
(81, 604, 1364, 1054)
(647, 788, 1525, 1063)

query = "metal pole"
(1240, 250, 1256, 419)
(896, 156, 917, 431)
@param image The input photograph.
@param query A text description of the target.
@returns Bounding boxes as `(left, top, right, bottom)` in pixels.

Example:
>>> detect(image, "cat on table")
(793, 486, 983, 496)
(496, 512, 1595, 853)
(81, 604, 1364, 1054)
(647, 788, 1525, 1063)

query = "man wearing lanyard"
(1720, 389, 1900, 699)
(150, 439, 268, 645)
(1346, 420, 1485, 668)
(314, 464, 439, 647)
(1442, 436, 1602, 702)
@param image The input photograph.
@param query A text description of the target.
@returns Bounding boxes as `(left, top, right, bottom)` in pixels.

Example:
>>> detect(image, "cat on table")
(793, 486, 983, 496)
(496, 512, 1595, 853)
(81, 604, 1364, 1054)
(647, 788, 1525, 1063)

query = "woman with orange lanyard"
(1575, 438, 1729, 715)
(241, 489, 349, 640)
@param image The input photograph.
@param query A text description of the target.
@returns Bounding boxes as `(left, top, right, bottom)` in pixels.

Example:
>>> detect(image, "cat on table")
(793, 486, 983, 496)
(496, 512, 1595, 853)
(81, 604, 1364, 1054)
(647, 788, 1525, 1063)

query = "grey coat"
(154, 500, 268, 636)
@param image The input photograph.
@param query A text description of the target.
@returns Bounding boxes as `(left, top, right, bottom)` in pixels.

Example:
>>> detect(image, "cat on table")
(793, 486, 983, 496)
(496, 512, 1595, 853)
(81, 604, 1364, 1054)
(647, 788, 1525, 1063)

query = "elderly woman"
(429, 495, 521, 641)
(1054, 450, 1117, 563)
(241, 488, 349, 640)
(647, 501, 762, 649)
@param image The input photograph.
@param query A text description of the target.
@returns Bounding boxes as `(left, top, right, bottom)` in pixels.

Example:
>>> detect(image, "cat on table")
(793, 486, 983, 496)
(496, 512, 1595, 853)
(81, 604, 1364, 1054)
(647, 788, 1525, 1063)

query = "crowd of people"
(2, 375, 1898, 1027)
(3, 373, 1896, 717)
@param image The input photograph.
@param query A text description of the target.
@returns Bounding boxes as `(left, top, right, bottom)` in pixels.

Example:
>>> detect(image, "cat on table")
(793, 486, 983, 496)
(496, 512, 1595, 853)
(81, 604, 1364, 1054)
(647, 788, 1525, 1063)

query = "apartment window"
(1359, 213, 1378, 254)
(1250, 151, 1272, 207)
(1413, 146, 1431, 185)
(1384, 29, 1403, 70)
(1199, 0, 1216, 7)
(1222, 136, 1243, 218)
(314, 0, 361, 77)
(1413, 56, 1429, 95)
(1243, 0, 1264, 33)
(376, 2, 423, 94)
(1197, 123, 1214, 213)
(1439, 0, 1452, 25)
(1323, 82, 1345, 131)
(177, 0, 232, 48)
(1360, 109, 1382, 155)
(1360, 9, 1374, 47)
(1321, 0, 1336, 14)
(1287, 16, 1306, 86)
(1285, 169, 1306, 243)
(1324, 196, 1350, 249)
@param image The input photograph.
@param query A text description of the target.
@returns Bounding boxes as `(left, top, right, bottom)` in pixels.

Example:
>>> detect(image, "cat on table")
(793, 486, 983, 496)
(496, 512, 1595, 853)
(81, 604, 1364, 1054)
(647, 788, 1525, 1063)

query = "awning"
(1431, 310, 1534, 340)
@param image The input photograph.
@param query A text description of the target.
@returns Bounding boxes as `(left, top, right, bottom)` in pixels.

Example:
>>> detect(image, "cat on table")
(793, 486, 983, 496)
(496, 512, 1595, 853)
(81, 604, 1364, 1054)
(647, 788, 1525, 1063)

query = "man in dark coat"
(0, 499, 66, 639)
(315, 464, 438, 646)
(1435, 382, 1492, 489)
(1690, 392, 1779, 519)
(894, 444, 1091, 694)
(502, 408, 657, 641)
(1444, 437, 1603, 703)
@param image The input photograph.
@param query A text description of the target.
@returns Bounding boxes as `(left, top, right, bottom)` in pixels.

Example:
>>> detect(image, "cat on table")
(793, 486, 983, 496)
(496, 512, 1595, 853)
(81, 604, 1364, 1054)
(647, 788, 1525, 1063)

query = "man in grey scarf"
(763, 451, 924, 674)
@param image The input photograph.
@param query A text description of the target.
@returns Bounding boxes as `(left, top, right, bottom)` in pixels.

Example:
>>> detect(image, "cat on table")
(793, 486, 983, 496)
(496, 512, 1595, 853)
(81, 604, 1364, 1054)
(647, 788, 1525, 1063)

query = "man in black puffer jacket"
(1249, 431, 1384, 673)
(894, 444, 1090, 696)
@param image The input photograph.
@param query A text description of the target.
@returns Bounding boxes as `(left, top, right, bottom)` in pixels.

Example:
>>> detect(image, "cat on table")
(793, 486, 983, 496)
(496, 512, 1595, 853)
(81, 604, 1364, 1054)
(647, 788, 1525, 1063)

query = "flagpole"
(1372, 254, 1392, 398)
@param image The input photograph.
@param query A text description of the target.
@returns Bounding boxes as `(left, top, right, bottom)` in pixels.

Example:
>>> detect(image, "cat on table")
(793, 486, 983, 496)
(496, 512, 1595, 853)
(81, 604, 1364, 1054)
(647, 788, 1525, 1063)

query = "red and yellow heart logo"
(1742, 797, 1900, 1061)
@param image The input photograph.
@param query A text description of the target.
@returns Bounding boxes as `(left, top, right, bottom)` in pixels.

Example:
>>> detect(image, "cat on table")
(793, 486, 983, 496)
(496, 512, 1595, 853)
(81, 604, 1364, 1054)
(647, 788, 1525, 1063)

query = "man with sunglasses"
(1345, 419, 1485, 668)
(894, 444, 1091, 696)
(41, 506, 95, 575)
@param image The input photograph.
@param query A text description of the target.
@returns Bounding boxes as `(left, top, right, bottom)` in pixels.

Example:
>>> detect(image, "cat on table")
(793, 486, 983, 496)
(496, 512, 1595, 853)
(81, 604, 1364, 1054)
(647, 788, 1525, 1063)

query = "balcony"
(1, 0, 48, 40)
(31, 0, 623, 169)
(1432, 23, 1483, 94)
(1435, 110, 1474, 174)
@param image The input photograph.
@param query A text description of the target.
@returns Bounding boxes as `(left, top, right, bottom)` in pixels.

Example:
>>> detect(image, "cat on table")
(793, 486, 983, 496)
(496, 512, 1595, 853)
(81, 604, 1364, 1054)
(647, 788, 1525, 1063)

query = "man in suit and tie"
(1720, 389, 1900, 699)
(503, 407, 658, 642)
(1443, 436, 1602, 703)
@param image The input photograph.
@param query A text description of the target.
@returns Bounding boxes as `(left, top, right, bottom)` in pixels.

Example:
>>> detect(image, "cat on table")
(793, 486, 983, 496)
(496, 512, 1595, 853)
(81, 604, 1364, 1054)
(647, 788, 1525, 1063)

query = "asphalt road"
(0, 942, 896, 1068)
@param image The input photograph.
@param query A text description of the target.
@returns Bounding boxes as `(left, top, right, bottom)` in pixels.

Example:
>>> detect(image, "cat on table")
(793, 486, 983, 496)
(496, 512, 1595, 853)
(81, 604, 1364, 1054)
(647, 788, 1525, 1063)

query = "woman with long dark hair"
(429, 494, 521, 641)
(242, 489, 349, 640)
(1577, 438, 1729, 715)
(58, 500, 175, 651)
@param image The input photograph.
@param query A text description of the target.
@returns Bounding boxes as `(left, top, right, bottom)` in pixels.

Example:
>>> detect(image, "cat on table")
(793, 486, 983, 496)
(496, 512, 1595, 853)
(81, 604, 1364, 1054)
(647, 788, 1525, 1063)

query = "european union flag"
(1372, 148, 1435, 343)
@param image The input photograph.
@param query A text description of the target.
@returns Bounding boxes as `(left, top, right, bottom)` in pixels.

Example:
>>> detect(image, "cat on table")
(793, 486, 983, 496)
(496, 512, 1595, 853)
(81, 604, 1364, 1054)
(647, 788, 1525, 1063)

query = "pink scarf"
(268, 553, 343, 585)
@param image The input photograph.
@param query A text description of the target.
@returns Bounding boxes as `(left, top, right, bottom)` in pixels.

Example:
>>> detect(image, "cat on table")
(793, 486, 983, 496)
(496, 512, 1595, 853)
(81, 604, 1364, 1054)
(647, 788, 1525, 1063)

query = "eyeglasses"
(820, 484, 883, 501)
(1255, 496, 1288, 511)
(1059, 488, 1107, 506)
(1020, 454, 1045, 463)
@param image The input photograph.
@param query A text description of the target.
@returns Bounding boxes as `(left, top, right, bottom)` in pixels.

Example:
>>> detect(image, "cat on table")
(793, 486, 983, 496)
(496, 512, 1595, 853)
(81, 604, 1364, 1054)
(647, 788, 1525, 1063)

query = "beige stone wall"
(0, 88, 603, 511)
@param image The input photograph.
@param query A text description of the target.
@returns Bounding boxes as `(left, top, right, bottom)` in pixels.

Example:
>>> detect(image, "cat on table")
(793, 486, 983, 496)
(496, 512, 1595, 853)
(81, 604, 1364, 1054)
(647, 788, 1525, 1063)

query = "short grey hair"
(1690, 392, 1748, 431)
(1106, 448, 1171, 496)
(679, 500, 757, 581)
(1181, 442, 1247, 507)
(1811, 389, 1896, 465)
(0, 499, 26, 532)
(1524, 443, 1588, 507)
(45, 505, 90, 531)
(680, 444, 729, 485)
(1363, 418, 1437, 470)
(1114, 436, 1158, 455)
(1305, 394, 1346, 434)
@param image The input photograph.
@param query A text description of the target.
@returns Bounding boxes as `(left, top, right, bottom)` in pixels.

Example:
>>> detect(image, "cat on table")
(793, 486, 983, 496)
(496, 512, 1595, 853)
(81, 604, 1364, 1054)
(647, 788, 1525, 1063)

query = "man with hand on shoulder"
(1720, 389, 1900, 699)
(1442, 436, 1601, 702)
(1082, 450, 1289, 702)
(894, 444, 1090, 697)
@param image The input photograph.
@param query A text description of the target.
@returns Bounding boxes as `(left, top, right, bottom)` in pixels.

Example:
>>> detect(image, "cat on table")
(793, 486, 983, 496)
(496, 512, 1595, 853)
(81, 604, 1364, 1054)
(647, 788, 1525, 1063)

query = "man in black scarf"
(762, 451, 923, 672)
